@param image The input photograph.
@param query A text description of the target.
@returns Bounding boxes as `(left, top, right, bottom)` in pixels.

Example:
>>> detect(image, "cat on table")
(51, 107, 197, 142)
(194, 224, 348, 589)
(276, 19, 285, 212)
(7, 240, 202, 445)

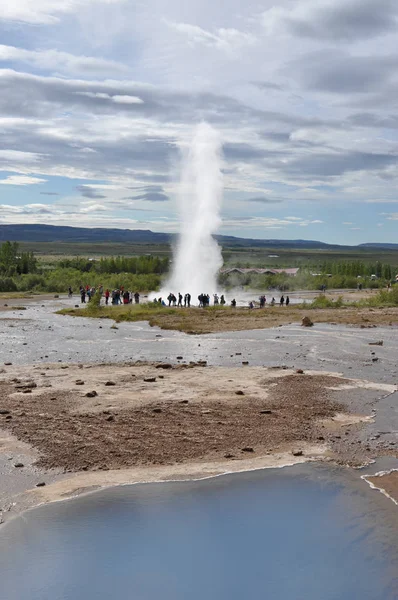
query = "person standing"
(105, 289, 110, 305)
(286, 296, 290, 306)
(134, 291, 140, 304)
(280, 295, 285, 306)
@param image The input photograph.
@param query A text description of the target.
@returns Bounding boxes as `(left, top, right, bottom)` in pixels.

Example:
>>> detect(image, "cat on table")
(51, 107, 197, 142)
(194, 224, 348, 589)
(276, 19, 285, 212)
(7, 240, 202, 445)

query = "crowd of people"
(69, 285, 291, 309)
(69, 285, 141, 305)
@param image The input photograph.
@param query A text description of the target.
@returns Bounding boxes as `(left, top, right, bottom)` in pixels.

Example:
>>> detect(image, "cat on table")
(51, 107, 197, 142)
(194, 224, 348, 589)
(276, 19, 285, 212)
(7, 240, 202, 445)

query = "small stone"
(242, 361, 249, 365)
(241, 447, 254, 453)
(156, 364, 172, 370)
(75, 380, 84, 385)
(106, 415, 115, 422)
(301, 316, 313, 327)
(0, 409, 10, 415)
(14, 462, 24, 468)
(153, 407, 162, 413)
(180, 400, 189, 404)
(296, 369, 304, 374)
(224, 453, 234, 459)
(144, 377, 156, 383)
(36, 482, 46, 487)
(235, 390, 245, 396)
(372, 357, 379, 362)
(22, 389, 32, 394)
(317, 436, 325, 441)
(5, 415, 12, 420)
(260, 409, 272, 414)
(4, 362, 12, 366)
(176, 356, 183, 360)
(369, 341, 383, 346)
(85, 391, 98, 398)
(292, 450, 303, 457)
(105, 381, 116, 386)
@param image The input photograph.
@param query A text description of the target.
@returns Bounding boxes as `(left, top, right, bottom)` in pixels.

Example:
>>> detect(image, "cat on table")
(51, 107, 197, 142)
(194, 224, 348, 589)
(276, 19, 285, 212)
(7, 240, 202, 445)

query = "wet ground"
(0, 296, 397, 515)
(1, 296, 397, 383)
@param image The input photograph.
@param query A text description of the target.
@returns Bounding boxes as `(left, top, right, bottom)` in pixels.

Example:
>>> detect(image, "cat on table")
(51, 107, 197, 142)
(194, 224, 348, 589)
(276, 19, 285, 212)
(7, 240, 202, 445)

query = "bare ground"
(0, 362, 393, 476)
(60, 304, 398, 334)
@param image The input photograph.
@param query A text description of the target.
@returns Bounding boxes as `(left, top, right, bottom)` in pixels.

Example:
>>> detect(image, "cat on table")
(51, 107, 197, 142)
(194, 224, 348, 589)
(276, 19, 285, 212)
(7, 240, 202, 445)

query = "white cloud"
(166, 21, 257, 53)
(0, 0, 126, 25)
(0, 175, 46, 185)
(0, 45, 127, 75)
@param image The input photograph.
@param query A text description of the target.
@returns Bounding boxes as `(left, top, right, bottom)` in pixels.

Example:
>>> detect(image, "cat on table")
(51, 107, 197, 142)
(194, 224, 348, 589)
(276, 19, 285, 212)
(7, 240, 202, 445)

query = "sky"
(0, 0, 398, 244)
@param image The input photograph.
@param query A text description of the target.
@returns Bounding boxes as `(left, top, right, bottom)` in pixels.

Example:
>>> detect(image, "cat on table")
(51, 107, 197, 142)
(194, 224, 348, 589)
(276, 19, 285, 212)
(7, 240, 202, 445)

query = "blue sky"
(0, 0, 397, 244)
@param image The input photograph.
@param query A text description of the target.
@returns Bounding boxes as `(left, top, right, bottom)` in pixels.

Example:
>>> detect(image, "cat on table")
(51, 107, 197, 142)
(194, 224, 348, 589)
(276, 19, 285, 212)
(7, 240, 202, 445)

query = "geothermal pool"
(1, 464, 398, 600)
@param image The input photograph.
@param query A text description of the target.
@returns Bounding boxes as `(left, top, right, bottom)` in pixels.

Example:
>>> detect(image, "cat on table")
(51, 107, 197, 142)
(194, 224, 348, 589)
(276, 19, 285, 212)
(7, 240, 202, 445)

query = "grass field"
(19, 241, 398, 269)
(58, 301, 398, 334)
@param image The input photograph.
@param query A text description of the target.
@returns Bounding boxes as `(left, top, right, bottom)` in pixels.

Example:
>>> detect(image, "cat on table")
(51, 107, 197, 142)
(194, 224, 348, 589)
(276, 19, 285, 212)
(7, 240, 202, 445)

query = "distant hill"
(0, 224, 396, 250)
(358, 243, 398, 250)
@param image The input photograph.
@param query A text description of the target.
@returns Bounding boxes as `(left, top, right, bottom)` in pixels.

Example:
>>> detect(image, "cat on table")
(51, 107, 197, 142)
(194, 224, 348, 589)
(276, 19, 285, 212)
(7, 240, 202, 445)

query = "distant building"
(221, 268, 299, 277)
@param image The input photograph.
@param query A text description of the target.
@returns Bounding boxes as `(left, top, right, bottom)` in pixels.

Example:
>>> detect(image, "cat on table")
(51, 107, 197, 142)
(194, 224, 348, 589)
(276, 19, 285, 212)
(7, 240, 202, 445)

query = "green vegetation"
(0, 239, 397, 294)
(0, 241, 169, 293)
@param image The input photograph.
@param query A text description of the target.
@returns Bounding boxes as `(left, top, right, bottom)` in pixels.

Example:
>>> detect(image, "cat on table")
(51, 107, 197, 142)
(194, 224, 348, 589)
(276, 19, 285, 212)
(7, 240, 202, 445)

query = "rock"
(260, 410, 272, 415)
(224, 453, 235, 459)
(369, 341, 383, 346)
(22, 389, 32, 394)
(75, 380, 84, 385)
(105, 381, 116, 386)
(0, 409, 10, 415)
(292, 450, 303, 457)
(176, 356, 183, 360)
(85, 391, 98, 398)
(153, 408, 162, 413)
(296, 369, 304, 374)
(235, 390, 245, 396)
(75, 305, 79, 308)
(180, 400, 189, 404)
(106, 415, 115, 422)
(16, 382, 37, 390)
(156, 364, 173, 370)
(317, 436, 325, 441)
(36, 482, 46, 487)
(301, 316, 313, 327)
(5, 415, 12, 420)
(242, 361, 249, 365)
(54, 295, 59, 298)
(4, 362, 12, 366)
(14, 462, 24, 468)
(372, 357, 379, 362)
(241, 447, 254, 453)
(144, 377, 156, 383)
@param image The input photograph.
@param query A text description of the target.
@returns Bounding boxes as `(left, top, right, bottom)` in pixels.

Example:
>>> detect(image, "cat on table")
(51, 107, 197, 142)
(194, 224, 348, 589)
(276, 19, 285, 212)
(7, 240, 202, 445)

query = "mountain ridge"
(0, 224, 396, 250)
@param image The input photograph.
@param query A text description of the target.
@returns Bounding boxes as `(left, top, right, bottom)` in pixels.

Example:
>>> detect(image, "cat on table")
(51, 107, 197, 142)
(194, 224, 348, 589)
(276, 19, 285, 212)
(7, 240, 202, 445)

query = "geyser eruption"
(165, 122, 223, 300)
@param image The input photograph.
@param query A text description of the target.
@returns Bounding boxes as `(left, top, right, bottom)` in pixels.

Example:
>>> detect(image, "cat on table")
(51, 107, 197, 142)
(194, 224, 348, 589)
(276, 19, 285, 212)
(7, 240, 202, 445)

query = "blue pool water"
(0, 464, 397, 600)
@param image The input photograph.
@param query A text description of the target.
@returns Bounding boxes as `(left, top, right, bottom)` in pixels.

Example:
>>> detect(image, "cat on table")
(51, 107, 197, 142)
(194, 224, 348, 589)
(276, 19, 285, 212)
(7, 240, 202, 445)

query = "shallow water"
(1, 464, 398, 600)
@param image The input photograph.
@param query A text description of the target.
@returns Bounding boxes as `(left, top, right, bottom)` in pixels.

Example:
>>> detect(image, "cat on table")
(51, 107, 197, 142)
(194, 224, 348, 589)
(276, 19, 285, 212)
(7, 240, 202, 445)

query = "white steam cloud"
(164, 122, 224, 301)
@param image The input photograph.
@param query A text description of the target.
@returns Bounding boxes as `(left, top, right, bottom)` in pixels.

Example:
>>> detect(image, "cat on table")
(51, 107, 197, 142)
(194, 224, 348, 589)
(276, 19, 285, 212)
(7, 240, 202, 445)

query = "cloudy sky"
(1, 0, 398, 243)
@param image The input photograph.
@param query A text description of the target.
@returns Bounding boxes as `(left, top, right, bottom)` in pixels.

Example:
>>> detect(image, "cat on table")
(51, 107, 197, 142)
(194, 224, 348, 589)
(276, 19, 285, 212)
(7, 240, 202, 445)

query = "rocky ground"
(0, 360, 397, 520)
(0, 296, 397, 522)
